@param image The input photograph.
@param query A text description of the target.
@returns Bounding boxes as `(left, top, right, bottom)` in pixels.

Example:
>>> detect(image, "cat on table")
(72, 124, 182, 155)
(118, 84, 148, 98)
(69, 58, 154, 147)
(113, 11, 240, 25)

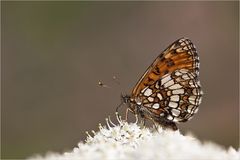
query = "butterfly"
(120, 38, 203, 130)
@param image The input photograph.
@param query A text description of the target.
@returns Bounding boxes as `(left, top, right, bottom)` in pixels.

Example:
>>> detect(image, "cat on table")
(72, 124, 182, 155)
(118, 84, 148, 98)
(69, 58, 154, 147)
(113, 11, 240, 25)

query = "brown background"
(2, 1, 239, 159)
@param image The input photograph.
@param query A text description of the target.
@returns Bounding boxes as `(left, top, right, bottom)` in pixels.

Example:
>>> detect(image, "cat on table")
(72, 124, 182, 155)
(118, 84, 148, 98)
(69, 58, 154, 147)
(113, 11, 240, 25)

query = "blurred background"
(2, 1, 239, 159)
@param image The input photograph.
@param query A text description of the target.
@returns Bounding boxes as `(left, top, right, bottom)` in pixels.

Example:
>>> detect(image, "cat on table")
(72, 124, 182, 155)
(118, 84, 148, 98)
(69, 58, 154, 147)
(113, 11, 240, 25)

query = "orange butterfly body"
(123, 38, 202, 130)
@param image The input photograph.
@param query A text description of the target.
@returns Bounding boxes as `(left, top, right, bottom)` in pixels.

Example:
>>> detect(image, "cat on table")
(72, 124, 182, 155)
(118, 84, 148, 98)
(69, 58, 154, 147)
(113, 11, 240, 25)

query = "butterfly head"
(120, 94, 138, 113)
(120, 94, 131, 104)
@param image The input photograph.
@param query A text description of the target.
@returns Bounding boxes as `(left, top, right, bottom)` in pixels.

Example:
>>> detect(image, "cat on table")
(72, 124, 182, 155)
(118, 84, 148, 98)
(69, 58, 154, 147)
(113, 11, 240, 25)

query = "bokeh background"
(2, 1, 239, 159)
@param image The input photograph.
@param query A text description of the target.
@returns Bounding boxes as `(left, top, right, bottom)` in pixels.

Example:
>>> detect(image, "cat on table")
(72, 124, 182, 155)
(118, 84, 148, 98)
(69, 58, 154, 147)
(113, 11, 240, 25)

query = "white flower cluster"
(28, 113, 239, 160)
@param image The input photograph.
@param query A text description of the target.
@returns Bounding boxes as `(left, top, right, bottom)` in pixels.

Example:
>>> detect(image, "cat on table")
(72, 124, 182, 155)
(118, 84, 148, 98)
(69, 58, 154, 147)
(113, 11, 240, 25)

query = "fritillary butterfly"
(121, 38, 203, 130)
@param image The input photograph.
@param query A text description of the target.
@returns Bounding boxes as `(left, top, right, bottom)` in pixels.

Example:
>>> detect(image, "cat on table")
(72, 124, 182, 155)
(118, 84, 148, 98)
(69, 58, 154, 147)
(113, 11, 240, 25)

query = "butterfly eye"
(121, 95, 130, 103)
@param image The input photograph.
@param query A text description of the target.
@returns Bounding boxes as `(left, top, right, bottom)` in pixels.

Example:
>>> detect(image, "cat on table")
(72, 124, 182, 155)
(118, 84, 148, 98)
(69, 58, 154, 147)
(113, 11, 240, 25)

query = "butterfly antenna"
(112, 75, 120, 85)
(116, 101, 123, 113)
(98, 81, 111, 88)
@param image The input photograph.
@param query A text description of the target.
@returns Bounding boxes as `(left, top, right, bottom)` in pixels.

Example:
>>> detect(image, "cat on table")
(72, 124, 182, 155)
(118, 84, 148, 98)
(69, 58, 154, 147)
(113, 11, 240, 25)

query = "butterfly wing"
(132, 38, 200, 97)
(138, 69, 202, 123)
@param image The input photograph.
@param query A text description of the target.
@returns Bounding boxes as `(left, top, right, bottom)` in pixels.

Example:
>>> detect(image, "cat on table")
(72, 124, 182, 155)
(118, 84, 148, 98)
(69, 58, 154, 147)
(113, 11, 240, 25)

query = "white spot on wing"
(179, 69, 188, 74)
(152, 103, 160, 109)
(189, 96, 197, 100)
(167, 90, 172, 96)
(148, 97, 154, 102)
(196, 63, 200, 68)
(164, 80, 174, 88)
(179, 39, 184, 43)
(189, 97, 196, 105)
(175, 71, 182, 76)
(173, 117, 182, 122)
(144, 88, 152, 96)
(169, 84, 182, 90)
(155, 82, 160, 89)
(172, 89, 184, 94)
(141, 87, 148, 93)
(161, 75, 171, 85)
(197, 81, 201, 86)
(198, 97, 202, 104)
(157, 93, 163, 100)
(179, 38, 184, 42)
(170, 95, 180, 102)
(183, 46, 188, 50)
(160, 112, 165, 116)
(187, 105, 194, 113)
(182, 74, 190, 80)
(189, 80, 196, 87)
(189, 100, 196, 105)
(171, 109, 181, 116)
(193, 107, 199, 113)
(176, 48, 184, 53)
(188, 116, 193, 121)
(192, 88, 198, 95)
(167, 115, 173, 120)
(168, 102, 178, 108)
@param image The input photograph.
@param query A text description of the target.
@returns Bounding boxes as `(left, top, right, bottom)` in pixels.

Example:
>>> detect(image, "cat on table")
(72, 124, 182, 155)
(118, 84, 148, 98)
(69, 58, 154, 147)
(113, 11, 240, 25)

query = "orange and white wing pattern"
(126, 38, 202, 130)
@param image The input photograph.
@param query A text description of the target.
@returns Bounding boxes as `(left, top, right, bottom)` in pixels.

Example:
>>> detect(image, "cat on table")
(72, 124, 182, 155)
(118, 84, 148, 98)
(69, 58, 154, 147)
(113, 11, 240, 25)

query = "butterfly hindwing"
(137, 69, 202, 123)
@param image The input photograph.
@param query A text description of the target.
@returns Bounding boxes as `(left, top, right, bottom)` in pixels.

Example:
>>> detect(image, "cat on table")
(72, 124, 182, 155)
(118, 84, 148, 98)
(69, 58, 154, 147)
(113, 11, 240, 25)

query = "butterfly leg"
(142, 118, 146, 126)
(125, 108, 131, 121)
(124, 107, 138, 124)
(139, 118, 146, 128)
(153, 121, 159, 131)
(116, 101, 123, 113)
(146, 117, 159, 131)
(134, 114, 138, 124)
